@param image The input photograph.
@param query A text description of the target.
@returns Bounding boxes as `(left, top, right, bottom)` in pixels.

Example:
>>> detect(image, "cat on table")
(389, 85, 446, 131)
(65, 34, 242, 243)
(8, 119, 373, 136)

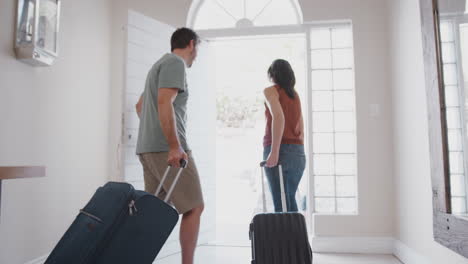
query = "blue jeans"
(263, 144, 306, 212)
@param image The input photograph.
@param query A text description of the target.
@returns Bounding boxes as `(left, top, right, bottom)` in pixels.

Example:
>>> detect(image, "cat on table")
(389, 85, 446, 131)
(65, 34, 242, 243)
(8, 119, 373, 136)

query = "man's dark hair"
(171, 28, 200, 51)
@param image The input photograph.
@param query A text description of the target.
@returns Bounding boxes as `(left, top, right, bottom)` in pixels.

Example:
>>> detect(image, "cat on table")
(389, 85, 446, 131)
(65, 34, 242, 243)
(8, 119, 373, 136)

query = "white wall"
(388, 0, 468, 263)
(300, 0, 395, 237)
(0, 0, 112, 263)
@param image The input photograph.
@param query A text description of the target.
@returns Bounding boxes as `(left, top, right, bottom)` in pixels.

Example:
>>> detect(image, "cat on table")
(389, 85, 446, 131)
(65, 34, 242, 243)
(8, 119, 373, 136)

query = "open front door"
(123, 11, 174, 192)
(123, 10, 216, 259)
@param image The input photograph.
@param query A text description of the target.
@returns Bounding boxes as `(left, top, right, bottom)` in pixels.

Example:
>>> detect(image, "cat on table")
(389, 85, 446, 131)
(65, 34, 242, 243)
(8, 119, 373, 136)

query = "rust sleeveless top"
(263, 85, 304, 147)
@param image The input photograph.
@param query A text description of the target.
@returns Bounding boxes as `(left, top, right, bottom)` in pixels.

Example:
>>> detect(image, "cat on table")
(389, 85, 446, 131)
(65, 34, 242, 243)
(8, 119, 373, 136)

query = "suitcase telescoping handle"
(155, 159, 188, 203)
(260, 161, 287, 213)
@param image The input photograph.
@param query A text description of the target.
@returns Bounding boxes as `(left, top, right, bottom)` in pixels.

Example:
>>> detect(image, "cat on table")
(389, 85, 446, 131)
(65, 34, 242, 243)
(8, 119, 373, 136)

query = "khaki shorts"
(138, 151, 204, 215)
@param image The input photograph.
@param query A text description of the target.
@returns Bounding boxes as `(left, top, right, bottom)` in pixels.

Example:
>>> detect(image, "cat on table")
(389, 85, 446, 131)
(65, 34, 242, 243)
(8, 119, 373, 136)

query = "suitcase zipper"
(128, 200, 138, 216)
(79, 209, 104, 223)
(87, 184, 136, 262)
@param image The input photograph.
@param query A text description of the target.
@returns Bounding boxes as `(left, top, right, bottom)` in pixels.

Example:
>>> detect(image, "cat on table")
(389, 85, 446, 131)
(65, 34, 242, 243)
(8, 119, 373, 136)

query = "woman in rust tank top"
(263, 59, 306, 212)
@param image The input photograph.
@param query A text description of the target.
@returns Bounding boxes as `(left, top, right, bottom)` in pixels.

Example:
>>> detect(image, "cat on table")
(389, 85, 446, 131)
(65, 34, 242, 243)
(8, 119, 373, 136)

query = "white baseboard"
(393, 240, 431, 264)
(312, 237, 432, 263)
(312, 236, 395, 254)
(24, 255, 47, 264)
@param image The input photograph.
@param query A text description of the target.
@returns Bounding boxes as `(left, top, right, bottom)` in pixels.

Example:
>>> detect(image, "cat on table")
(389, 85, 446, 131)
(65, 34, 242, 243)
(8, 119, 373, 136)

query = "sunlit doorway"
(209, 34, 309, 246)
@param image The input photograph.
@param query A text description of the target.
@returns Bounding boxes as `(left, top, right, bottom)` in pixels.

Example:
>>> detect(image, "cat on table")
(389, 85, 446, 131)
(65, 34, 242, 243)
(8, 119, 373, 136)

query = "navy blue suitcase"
(45, 164, 186, 264)
(249, 162, 313, 264)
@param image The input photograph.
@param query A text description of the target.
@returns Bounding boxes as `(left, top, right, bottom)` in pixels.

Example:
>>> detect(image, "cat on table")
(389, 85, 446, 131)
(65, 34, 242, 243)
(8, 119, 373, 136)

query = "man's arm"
(156, 57, 187, 167)
(158, 88, 188, 167)
(158, 88, 180, 149)
(136, 95, 143, 118)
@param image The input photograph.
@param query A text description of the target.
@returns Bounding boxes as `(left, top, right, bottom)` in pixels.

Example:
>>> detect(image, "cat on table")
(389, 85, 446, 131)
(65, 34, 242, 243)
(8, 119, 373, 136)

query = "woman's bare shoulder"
(263, 85, 278, 97)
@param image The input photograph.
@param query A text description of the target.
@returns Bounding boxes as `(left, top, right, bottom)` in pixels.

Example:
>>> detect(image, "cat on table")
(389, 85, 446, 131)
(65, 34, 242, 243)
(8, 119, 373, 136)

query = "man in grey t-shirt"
(136, 28, 203, 264)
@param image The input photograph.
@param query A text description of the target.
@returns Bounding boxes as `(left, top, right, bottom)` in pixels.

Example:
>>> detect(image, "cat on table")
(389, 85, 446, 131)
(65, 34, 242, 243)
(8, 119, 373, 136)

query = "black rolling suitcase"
(249, 162, 313, 264)
(45, 162, 187, 264)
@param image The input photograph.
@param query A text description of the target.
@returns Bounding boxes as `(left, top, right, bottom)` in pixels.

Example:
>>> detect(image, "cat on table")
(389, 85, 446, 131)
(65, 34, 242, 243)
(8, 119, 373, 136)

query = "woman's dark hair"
(171, 27, 200, 51)
(268, 59, 296, 99)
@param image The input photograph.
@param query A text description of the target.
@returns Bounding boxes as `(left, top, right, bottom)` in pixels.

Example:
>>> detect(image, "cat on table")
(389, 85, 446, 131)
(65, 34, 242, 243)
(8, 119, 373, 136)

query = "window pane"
(443, 64, 458, 86)
(336, 176, 356, 197)
(246, 0, 271, 19)
(313, 154, 335, 175)
(311, 50, 332, 69)
(442, 42, 456, 63)
(313, 133, 334, 153)
(452, 197, 467, 214)
(315, 198, 335, 213)
(312, 70, 333, 90)
(194, 0, 237, 29)
(449, 152, 465, 174)
(312, 112, 334, 132)
(310, 28, 331, 49)
(332, 27, 352, 48)
(332, 48, 353, 68)
(315, 176, 335, 196)
(334, 91, 355, 111)
(334, 112, 355, 132)
(445, 85, 460, 107)
(217, 0, 243, 19)
(440, 22, 454, 42)
(448, 130, 463, 151)
(333, 69, 354, 90)
(446, 108, 462, 129)
(335, 154, 356, 175)
(252, 0, 298, 26)
(451, 174, 467, 196)
(335, 132, 356, 153)
(337, 198, 357, 213)
(313, 91, 333, 111)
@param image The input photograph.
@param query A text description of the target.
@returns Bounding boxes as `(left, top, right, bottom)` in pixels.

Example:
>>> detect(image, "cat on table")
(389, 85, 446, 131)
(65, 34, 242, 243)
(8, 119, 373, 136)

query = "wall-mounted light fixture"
(15, 0, 61, 66)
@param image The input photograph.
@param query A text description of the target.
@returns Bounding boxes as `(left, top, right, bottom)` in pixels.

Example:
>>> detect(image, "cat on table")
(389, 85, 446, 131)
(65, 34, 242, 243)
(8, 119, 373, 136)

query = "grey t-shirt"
(136, 53, 190, 154)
